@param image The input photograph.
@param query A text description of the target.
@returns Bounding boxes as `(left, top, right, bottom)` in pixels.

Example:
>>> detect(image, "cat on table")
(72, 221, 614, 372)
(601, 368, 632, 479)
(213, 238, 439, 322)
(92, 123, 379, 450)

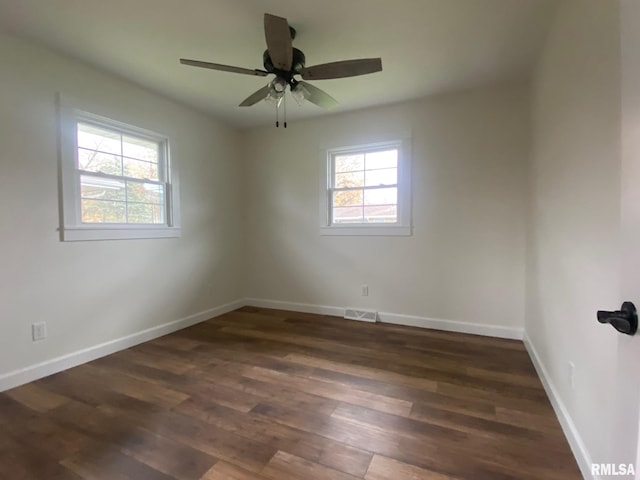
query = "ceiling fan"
(180, 13, 382, 125)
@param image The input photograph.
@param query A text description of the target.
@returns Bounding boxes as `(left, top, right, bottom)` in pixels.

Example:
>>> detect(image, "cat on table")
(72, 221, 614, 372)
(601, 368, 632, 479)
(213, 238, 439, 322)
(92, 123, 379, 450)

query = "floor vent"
(344, 308, 377, 323)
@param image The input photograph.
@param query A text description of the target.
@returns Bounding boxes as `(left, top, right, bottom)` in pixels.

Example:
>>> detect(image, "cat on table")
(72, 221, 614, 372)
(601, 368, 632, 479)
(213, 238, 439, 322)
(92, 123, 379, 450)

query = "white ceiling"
(0, 0, 559, 128)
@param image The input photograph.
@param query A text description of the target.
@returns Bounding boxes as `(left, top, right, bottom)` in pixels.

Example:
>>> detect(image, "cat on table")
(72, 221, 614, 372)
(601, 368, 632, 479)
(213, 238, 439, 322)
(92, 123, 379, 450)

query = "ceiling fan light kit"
(179, 13, 383, 127)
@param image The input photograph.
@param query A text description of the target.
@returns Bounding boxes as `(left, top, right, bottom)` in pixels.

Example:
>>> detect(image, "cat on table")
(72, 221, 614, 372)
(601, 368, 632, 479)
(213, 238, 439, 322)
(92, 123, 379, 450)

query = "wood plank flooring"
(0, 307, 582, 479)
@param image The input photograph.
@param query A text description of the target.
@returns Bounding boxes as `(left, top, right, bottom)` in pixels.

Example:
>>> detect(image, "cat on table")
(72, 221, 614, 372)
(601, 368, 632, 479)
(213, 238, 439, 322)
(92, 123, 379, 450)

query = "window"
(321, 139, 411, 236)
(59, 105, 180, 241)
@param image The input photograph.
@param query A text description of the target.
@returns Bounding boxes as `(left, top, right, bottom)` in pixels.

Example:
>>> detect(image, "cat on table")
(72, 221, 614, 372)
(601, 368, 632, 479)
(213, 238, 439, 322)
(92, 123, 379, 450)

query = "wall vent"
(344, 308, 377, 323)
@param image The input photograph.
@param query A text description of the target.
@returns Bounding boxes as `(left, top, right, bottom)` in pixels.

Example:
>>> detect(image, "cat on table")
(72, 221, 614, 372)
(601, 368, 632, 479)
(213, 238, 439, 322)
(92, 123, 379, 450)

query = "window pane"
(78, 148, 122, 176)
(127, 203, 164, 224)
(126, 181, 164, 205)
(365, 167, 397, 187)
(81, 199, 126, 223)
(364, 187, 397, 205)
(335, 171, 364, 188)
(333, 189, 363, 207)
(365, 149, 397, 170)
(122, 136, 159, 163)
(151, 204, 165, 224)
(335, 154, 364, 173)
(333, 206, 363, 224)
(123, 157, 159, 181)
(77, 123, 121, 155)
(364, 205, 397, 223)
(81, 175, 125, 202)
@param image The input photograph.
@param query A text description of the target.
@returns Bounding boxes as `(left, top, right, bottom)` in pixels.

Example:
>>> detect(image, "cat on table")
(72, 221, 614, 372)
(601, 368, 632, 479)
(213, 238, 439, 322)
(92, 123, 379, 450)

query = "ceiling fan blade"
(180, 59, 268, 77)
(264, 13, 293, 71)
(300, 58, 382, 80)
(239, 85, 271, 107)
(299, 81, 338, 110)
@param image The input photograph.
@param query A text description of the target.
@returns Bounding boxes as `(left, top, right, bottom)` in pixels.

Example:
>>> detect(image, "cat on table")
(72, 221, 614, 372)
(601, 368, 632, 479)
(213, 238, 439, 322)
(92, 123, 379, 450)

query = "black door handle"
(597, 301, 638, 335)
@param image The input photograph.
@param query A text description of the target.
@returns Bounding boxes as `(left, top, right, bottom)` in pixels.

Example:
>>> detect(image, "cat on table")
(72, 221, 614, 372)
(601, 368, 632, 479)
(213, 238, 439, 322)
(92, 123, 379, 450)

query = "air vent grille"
(344, 308, 377, 323)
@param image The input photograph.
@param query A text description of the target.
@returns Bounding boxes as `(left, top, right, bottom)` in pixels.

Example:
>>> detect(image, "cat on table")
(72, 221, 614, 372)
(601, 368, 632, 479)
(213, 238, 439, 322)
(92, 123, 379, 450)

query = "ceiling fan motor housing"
(263, 48, 306, 80)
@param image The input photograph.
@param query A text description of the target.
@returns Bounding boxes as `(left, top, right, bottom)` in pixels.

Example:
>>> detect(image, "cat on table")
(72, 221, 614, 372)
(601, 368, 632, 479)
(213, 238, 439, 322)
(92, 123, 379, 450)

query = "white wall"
(0, 33, 245, 383)
(242, 85, 529, 333)
(527, 0, 624, 476)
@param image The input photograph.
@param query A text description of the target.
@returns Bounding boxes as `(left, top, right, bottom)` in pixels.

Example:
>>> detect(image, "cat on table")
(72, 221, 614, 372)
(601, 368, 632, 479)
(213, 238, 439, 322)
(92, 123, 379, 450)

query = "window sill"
(61, 225, 181, 242)
(320, 225, 412, 236)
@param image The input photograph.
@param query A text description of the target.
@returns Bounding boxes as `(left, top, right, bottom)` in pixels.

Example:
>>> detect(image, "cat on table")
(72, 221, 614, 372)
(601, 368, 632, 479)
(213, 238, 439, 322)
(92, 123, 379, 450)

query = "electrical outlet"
(361, 284, 369, 296)
(32, 322, 47, 342)
(569, 361, 575, 389)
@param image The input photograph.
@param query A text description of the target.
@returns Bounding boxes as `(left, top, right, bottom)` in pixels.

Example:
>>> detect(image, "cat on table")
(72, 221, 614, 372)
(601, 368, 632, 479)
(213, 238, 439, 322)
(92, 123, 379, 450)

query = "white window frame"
(58, 99, 181, 241)
(320, 138, 412, 236)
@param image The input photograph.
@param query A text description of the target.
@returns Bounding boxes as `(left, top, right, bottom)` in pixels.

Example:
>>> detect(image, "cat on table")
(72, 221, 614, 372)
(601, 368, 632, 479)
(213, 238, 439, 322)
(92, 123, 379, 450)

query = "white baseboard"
(524, 334, 594, 480)
(243, 298, 523, 340)
(378, 311, 523, 340)
(244, 298, 345, 317)
(0, 298, 244, 393)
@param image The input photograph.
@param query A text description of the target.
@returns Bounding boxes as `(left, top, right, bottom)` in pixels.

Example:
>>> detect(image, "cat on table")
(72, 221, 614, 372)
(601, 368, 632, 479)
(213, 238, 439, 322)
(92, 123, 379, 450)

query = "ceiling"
(0, 0, 560, 128)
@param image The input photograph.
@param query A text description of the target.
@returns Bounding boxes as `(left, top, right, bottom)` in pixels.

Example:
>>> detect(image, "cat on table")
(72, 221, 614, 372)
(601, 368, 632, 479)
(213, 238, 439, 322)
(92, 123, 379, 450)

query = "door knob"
(597, 301, 638, 335)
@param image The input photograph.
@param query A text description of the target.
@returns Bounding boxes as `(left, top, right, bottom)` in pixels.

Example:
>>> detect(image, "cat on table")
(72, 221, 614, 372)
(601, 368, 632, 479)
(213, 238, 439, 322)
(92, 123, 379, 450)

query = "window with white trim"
(321, 139, 411, 236)
(59, 107, 180, 241)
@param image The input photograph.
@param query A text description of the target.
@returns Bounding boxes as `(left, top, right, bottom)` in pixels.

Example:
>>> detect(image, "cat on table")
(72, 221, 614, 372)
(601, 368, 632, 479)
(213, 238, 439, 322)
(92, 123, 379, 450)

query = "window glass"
(330, 147, 399, 224)
(76, 122, 164, 225)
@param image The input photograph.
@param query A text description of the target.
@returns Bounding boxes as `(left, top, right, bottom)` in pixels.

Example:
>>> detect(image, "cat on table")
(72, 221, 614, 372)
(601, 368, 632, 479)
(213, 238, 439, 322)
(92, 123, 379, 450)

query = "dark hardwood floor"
(0, 307, 581, 479)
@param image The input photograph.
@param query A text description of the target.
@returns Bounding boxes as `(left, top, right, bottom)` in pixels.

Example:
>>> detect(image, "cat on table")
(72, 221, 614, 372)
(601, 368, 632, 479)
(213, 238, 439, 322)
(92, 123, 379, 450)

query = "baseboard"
(378, 311, 523, 340)
(243, 298, 523, 340)
(0, 298, 245, 393)
(244, 298, 345, 317)
(524, 333, 594, 480)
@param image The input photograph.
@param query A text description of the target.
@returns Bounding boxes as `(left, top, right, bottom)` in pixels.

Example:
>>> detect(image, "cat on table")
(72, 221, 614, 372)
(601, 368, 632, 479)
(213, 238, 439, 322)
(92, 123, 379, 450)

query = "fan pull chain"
(275, 100, 279, 128)
(283, 92, 287, 128)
